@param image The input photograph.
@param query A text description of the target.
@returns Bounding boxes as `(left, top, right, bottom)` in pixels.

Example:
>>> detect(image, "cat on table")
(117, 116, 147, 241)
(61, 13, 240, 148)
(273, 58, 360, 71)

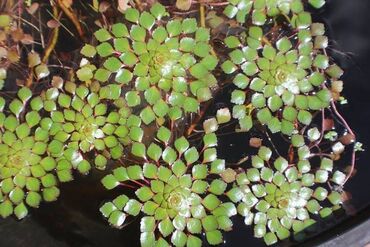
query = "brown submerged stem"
(42, 4, 59, 63)
(199, 3, 206, 27)
(262, 36, 272, 47)
(56, 0, 84, 38)
(193, 1, 229, 6)
(134, 0, 143, 11)
(186, 99, 213, 136)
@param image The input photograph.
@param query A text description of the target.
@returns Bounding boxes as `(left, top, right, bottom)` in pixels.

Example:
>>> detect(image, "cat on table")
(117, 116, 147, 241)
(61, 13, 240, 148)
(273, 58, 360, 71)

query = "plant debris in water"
(0, 0, 363, 246)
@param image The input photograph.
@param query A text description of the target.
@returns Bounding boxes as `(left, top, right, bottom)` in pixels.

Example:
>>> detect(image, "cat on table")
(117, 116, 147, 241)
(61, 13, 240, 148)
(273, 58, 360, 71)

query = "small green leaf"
(102, 174, 119, 190)
(81, 44, 96, 57)
(124, 199, 142, 216)
(171, 230, 187, 247)
(202, 194, 220, 211)
(147, 143, 162, 162)
(0, 200, 13, 218)
(131, 142, 146, 158)
(14, 203, 28, 220)
(140, 106, 156, 125)
(140, 216, 156, 232)
(94, 28, 111, 42)
(136, 186, 154, 202)
(35, 64, 50, 80)
(185, 147, 199, 165)
(157, 126, 171, 144)
(206, 230, 223, 245)
(127, 165, 143, 180)
(159, 218, 175, 237)
(150, 3, 167, 19)
(125, 8, 140, 23)
(109, 210, 126, 227)
(43, 186, 60, 202)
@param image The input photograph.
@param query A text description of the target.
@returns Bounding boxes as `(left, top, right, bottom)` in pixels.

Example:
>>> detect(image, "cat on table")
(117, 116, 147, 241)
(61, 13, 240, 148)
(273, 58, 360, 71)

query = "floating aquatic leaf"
(76, 3, 218, 126)
(100, 133, 235, 246)
(222, 23, 339, 134)
(227, 146, 342, 245)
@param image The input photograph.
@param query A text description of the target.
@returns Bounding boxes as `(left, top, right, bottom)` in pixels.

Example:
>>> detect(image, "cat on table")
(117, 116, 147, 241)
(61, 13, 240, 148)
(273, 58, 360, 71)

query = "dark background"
(1, 0, 370, 246)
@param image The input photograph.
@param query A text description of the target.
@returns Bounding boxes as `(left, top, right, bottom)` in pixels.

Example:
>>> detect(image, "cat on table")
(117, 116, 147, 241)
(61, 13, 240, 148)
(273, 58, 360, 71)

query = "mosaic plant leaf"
(222, 21, 343, 134)
(0, 90, 65, 219)
(100, 121, 236, 246)
(227, 145, 344, 245)
(78, 2, 219, 126)
(224, 0, 326, 25)
(0, 1, 357, 247)
(37, 80, 133, 172)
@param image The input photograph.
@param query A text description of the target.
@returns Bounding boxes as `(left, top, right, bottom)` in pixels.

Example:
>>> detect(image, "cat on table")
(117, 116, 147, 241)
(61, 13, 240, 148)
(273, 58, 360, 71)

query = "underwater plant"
(0, 12, 50, 89)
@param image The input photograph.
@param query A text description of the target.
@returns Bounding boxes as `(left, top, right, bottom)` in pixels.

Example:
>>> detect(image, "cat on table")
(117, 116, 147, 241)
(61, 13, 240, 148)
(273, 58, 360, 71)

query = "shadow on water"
(1, 0, 370, 246)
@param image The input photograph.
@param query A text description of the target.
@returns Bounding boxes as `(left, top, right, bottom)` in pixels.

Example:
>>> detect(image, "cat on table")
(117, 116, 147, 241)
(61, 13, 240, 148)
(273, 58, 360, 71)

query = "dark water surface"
(1, 0, 370, 246)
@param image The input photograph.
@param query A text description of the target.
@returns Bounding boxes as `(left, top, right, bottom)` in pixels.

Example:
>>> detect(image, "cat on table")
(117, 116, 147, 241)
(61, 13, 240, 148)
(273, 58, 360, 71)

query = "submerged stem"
(56, 0, 84, 38)
(199, 3, 206, 27)
(42, 4, 59, 63)
(134, 0, 143, 11)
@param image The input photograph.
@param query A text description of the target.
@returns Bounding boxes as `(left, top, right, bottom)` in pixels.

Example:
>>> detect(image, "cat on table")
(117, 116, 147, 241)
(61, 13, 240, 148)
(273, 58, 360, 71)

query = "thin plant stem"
(134, 0, 143, 11)
(265, 129, 281, 156)
(193, 1, 229, 6)
(56, 0, 84, 38)
(45, 8, 75, 37)
(186, 100, 213, 136)
(330, 100, 357, 184)
(199, 3, 206, 27)
(42, 4, 59, 63)
(330, 101, 354, 136)
(130, 179, 146, 187)
(262, 36, 272, 46)
(119, 183, 137, 189)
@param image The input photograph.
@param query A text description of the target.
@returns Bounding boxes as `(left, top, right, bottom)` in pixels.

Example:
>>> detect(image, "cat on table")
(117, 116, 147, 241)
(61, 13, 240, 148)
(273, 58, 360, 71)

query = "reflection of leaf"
(176, 0, 192, 11)
(93, 0, 99, 11)
(118, 0, 129, 13)
(26, 3, 39, 14)
(323, 118, 334, 131)
(341, 191, 357, 216)
(21, 34, 34, 45)
(206, 11, 224, 29)
(249, 137, 262, 148)
(99, 1, 111, 13)
(340, 133, 355, 145)
(47, 19, 61, 28)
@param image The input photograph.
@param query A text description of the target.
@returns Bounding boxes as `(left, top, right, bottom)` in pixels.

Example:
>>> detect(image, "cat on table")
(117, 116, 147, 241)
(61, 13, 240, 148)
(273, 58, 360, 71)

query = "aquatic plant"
(222, 22, 343, 134)
(0, 13, 50, 89)
(0, 1, 360, 247)
(100, 121, 238, 246)
(78, 3, 218, 125)
(227, 146, 344, 245)
(39, 80, 132, 172)
(0, 89, 63, 219)
(224, 0, 325, 25)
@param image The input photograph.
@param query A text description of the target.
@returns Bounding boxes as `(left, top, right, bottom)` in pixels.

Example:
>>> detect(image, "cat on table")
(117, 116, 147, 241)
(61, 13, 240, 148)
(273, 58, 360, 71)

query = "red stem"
(330, 100, 357, 185)
(119, 183, 136, 189)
